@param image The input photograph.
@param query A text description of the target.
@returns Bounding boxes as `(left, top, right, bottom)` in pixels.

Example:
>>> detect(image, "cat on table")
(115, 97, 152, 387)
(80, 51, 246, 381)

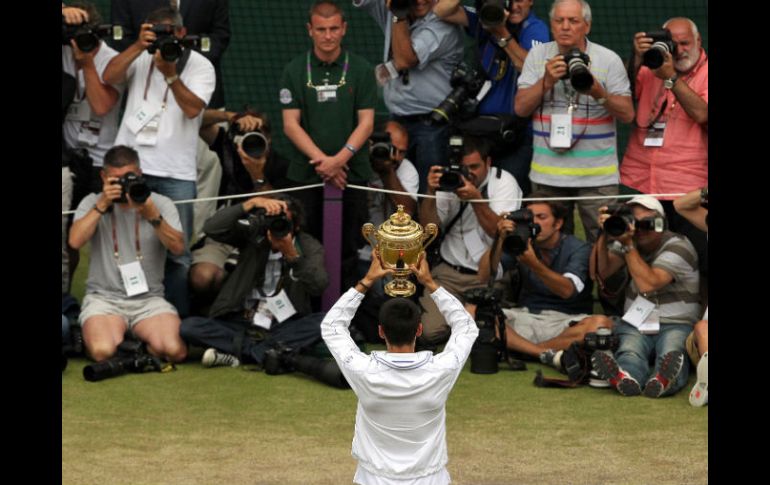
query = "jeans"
(613, 319, 691, 396)
(143, 175, 196, 318)
(180, 312, 325, 364)
(391, 116, 450, 194)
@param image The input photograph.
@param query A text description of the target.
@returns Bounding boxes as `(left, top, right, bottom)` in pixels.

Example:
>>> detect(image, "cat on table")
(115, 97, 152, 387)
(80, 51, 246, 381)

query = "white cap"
(625, 195, 665, 217)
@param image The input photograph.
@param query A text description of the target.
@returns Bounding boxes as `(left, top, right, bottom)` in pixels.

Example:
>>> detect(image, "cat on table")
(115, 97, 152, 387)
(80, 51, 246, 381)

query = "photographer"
(352, 0, 464, 193)
(514, 0, 634, 243)
(589, 195, 701, 398)
(418, 136, 521, 345)
(674, 187, 708, 407)
(435, 0, 549, 195)
(62, 1, 124, 293)
(103, 5, 216, 317)
(69, 146, 187, 364)
(620, 17, 708, 302)
(179, 195, 330, 369)
(476, 192, 608, 369)
(322, 253, 478, 485)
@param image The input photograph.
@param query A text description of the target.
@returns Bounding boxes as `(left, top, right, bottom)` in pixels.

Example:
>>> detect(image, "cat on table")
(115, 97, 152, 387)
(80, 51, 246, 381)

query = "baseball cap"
(625, 195, 665, 217)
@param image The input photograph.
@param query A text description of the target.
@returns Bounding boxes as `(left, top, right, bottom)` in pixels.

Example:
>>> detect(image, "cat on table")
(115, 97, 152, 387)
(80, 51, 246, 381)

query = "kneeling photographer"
(476, 192, 613, 380)
(418, 135, 522, 346)
(180, 195, 343, 386)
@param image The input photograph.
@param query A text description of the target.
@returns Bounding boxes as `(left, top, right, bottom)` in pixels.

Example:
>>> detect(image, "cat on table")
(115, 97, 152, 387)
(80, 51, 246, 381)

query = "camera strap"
(110, 211, 143, 262)
(144, 47, 192, 105)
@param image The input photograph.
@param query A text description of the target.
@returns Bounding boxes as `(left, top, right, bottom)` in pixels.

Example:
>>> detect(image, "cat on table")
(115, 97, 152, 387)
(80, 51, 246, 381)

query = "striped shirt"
(623, 232, 701, 326)
(518, 40, 631, 187)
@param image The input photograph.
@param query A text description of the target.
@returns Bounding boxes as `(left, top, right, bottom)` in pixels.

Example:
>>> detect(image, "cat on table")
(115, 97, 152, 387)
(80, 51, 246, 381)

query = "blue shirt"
(465, 8, 549, 115)
(518, 234, 594, 315)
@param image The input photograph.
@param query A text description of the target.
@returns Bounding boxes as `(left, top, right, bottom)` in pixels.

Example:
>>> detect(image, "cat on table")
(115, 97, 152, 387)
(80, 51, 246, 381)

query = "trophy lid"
(378, 205, 423, 241)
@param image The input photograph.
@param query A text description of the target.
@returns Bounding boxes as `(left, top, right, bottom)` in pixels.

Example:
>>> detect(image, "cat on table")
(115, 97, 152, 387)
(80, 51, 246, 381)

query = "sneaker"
(539, 349, 562, 368)
(643, 350, 685, 398)
(588, 369, 611, 388)
(689, 351, 708, 407)
(201, 348, 241, 368)
(591, 350, 641, 396)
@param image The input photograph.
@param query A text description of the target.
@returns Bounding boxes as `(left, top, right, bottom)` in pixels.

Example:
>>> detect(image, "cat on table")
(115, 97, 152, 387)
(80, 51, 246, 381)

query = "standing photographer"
(418, 136, 521, 345)
(179, 195, 330, 369)
(476, 192, 607, 370)
(589, 195, 700, 397)
(69, 145, 187, 364)
(103, 6, 216, 317)
(435, 0, 550, 195)
(514, 0, 633, 242)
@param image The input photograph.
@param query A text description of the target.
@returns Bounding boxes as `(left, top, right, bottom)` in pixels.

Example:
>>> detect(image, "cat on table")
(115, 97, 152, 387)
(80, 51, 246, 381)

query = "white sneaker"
(689, 351, 708, 407)
(588, 369, 611, 388)
(202, 348, 241, 368)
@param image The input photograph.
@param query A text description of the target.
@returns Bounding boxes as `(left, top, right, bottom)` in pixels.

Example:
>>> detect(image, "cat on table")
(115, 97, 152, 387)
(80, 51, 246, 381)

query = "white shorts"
(502, 307, 590, 344)
(79, 293, 178, 330)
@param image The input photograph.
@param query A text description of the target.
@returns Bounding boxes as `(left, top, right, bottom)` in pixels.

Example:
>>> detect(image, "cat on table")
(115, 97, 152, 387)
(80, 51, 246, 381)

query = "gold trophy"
(362, 205, 438, 297)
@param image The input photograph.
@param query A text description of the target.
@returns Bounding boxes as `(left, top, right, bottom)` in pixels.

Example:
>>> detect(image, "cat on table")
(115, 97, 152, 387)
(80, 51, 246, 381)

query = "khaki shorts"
(502, 307, 590, 344)
(191, 237, 235, 268)
(79, 293, 178, 330)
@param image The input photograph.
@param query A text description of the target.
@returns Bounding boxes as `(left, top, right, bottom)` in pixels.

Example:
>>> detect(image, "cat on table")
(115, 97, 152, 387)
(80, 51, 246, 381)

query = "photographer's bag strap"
(533, 369, 579, 388)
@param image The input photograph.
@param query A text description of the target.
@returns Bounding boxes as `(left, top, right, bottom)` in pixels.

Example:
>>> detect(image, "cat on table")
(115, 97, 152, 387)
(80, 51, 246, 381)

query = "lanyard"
(111, 211, 143, 263)
(144, 63, 172, 108)
(306, 51, 349, 89)
(641, 52, 707, 129)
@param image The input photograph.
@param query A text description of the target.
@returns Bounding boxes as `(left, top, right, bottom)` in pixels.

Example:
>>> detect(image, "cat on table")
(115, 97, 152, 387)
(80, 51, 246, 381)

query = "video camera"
(430, 63, 486, 125)
(502, 208, 541, 256)
(83, 340, 171, 382)
(62, 20, 123, 53)
(247, 207, 293, 240)
(562, 48, 593, 92)
(228, 123, 269, 159)
(476, 0, 510, 28)
(264, 342, 349, 389)
(642, 29, 677, 70)
(437, 135, 470, 192)
(114, 172, 151, 204)
(147, 24, 208, 62)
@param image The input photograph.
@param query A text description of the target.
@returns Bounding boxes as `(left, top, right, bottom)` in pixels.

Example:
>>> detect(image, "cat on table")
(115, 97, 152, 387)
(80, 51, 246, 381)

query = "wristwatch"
(148, 215, 164, 228)
(496, 36, 512, 48)
(663, 74, 679, 90)
(165, 74, 179, 86)
(392, 15, 406, 24)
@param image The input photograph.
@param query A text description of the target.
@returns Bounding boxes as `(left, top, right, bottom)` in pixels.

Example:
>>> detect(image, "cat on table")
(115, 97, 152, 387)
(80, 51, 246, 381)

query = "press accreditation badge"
(136, 118, 160, 146)
(549, 113, 572, 148)
(126, 100, 162, 135)
(316, 85, 338, 103)
(252, 300, 274, 330)
(266, 289, 297, 323)
(643, 122, 666, 147)
(66, 100, 92, 123)
(623, 295, 656, 328)
(118, 261, 150, 297)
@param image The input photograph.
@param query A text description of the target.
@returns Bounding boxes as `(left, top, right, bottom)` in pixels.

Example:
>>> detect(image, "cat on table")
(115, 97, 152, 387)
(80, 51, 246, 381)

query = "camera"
(369, 131, 393, 173)
(388, 0, 414, 19)
(635, 216, 664, 233)
(602, 204, 634, 237)
(437, 136, 470, 192)
(114, 172, 151, 204)
(562, 48, 593, 92)
(228, 124, 269, 159)
(248, 208, 293, 240)
(502, 208, 542, 256)
(147, 24, 207, 62)
(476, 0, 510, 28)
(642, 29, 676, 70)
(430, 63, 486, 125)
(264, 342, 349, 389)
(583, 327, 619, 354)
(62, 20, 123, 53)
(82, 341, 166, 382)
(464, 287, 503, 374)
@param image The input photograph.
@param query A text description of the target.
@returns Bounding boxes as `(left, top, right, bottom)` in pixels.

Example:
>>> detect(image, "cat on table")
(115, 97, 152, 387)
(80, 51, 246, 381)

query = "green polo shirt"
(279, 49, 376, 184)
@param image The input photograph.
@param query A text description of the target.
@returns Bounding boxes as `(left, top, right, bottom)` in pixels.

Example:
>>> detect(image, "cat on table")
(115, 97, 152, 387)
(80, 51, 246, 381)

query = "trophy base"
(384, 278, 416, 298)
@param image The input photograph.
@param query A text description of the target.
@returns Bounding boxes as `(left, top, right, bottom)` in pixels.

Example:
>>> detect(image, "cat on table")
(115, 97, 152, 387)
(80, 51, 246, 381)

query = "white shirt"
(437, 167, 522, 270)
(62, 41, 123, 166)
(114, 49, 215, 181)
(321, 287, 479, 484)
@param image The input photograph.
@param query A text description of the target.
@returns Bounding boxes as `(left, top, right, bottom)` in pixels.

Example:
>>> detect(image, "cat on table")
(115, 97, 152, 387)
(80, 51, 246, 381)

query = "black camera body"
(562, 48, 593, 92)
(147, 24, 203, 62)
(642, 29, 676, 70)
(228, 124, 269, 159)
(438, 135, 469, 192)
(602, 204, 634, 237)
(430, 64, 486, 125)
(114, 172, 151, 204)
(82, 341, 164, 382)
(264, 342, 349, 389)
(503, 208, 541, 256)
(369, 131, 393, 173)
(62, 21, 122, 53)
(464, 287, 503, 374)
(248, 208, 293, 240)
(476, 0, 510, 28)
(583, 327, 619, 354)
(389, 0, 414, 19)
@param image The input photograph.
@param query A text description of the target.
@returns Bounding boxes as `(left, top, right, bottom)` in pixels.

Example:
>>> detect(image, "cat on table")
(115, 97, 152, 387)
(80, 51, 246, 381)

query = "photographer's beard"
(674, 45, 699, 72)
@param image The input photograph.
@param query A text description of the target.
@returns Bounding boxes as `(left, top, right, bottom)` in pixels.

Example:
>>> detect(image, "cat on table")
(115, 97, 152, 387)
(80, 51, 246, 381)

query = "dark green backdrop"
(89, 0, 708, 160)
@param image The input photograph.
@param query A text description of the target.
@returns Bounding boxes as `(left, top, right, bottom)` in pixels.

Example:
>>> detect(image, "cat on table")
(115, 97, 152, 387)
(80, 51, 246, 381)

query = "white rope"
(61, 181, 686, 215)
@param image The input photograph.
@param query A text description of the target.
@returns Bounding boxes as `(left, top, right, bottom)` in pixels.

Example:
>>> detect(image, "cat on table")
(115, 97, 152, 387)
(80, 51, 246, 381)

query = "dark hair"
(378, 298, 422, 346)
(524, 190, 569, 222)
(146, 6, 183, 27)
(271, 194, 305, 233)
(103, 145, 140, 169)
(308, 1, 345, 23)
(68, 1, 102, 26)
(462, 136, 492, 161)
